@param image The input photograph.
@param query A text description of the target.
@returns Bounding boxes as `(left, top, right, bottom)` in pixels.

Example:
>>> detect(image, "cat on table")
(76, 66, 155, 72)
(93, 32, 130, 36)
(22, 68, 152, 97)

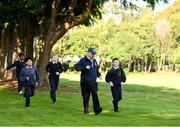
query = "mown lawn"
(0, 73, 180, 126)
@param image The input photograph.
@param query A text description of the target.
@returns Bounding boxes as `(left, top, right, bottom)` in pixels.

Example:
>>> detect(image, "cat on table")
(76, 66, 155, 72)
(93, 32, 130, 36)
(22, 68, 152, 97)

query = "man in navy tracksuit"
(5, 53, 25, 94)
(46, 55, 63, 103)
(75, 48, 102, 115)
(20, 57, 39, 107)
(105, 58, 126, 112)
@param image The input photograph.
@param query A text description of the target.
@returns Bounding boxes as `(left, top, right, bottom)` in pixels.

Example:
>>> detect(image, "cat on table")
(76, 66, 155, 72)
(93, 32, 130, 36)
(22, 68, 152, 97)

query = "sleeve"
(105, 70, 111, 83)
(74, 58, 87, 72)
(121, 68, 126, 83)
(45, 62, 50, 73)
(97, 65, 102, 78)
(6, 61, 17, 70)
(35, 67, 40, 83)
(19, 68, 26, 82)
(59, 62, 63, 73)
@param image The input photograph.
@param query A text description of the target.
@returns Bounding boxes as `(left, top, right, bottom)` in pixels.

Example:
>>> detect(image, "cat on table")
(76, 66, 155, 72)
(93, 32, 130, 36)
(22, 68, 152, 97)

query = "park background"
(0, 0, 180, 126)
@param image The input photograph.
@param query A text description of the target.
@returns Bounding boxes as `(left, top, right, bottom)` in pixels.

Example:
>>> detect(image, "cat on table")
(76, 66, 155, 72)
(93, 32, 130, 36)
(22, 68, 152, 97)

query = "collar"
(52, 61, 58, 64)
(26, 66, 33, 69)
(113, 66, 119, 70)
(86, 56, 94, 62)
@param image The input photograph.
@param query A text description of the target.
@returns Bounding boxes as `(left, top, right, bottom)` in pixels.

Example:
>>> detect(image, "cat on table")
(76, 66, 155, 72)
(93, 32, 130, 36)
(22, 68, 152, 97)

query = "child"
(105, 58, 126, 112)
(46, 55, 63, 103)
(20, 57, 39, 107)
(5, 53, 25, 94)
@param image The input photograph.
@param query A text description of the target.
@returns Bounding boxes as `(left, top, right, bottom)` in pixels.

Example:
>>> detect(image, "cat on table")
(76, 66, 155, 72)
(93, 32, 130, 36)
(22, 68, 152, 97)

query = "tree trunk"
(38, 40, 53, 86)
(4, 25, 16, 79)
(26, 17, 34, 58)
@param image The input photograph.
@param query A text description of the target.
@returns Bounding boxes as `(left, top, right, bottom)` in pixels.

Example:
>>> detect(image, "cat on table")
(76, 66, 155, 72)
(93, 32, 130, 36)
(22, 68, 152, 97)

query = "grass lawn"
(0, 73, 180, 126)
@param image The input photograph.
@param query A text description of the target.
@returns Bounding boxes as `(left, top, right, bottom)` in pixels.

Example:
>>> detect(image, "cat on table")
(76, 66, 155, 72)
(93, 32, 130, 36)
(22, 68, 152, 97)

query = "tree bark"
(38, 0, 93, 86)
(26, 17, 34, 58)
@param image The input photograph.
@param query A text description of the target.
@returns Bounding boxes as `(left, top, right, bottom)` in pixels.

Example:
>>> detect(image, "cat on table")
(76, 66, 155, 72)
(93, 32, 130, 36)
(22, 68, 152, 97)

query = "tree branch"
(49, 0, 93, 45)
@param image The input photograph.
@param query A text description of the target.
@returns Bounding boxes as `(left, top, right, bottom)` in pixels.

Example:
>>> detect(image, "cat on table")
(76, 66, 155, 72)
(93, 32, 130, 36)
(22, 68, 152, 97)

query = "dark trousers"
(49, 76, 59, 102)
(17, 76, 23, 92)
(24, 84, 35, 106)
(81, 82, 101, 112)
(111, 85, 122, 110)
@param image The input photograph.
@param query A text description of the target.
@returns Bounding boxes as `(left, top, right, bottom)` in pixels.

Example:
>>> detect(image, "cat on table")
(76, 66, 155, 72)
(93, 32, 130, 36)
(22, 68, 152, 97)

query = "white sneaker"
(19, 91, 23, 95)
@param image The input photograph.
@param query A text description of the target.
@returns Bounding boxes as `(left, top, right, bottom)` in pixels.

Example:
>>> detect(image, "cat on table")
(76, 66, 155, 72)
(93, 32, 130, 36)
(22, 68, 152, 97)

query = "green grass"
(0, 73, 180, 126)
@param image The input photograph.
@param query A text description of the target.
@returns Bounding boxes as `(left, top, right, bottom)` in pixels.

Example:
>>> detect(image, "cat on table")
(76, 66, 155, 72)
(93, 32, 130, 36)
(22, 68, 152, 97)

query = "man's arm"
(74, 58, 87, 71)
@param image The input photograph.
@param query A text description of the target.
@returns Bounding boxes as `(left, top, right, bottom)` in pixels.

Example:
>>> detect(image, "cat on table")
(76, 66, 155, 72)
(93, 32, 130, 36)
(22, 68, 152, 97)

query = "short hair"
(112, 58, 119, 62)
(24, 57, 33, 62)
(19, 53, 25, 57)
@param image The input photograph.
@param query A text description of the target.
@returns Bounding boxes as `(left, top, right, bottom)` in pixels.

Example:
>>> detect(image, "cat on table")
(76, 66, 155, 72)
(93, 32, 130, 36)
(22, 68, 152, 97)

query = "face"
(19, 55, 25, 61)
(26, 59, 33, 66)
(52, 56, 59, 62)
(87, 52, 95, 59)
(113, 60, 119, 67)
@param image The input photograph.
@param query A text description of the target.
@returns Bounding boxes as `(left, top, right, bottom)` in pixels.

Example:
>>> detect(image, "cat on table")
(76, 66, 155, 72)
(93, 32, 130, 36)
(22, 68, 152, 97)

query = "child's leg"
(17, 76, 23, 93)
(25, 85, 31, 107)
(55, 77, 59, 91)
(49, 77, 56, 102)
(111, 85, 120, 111)
(30, 85, 35, 97)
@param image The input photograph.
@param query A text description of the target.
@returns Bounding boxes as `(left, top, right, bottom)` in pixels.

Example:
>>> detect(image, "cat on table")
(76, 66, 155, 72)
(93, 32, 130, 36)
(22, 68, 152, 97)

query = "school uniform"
(6, 60, 25, 92)
(46, 61, 63, 103)
(75, 56, 102, 114)
(105, 66, 126, 112)
(20, 66, 39, 107)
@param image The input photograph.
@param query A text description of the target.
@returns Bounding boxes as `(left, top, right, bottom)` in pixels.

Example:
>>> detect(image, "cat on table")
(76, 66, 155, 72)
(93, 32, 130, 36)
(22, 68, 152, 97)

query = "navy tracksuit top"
(105, 67, 126, 85)
(20, 66, 40, 85)
(75, 56, 101, 83)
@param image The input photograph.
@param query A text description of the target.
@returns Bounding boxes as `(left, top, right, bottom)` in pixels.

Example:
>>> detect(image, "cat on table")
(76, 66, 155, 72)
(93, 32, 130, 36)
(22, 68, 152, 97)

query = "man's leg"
(81, 84, 90, 113)
(90, 83, 102, 115)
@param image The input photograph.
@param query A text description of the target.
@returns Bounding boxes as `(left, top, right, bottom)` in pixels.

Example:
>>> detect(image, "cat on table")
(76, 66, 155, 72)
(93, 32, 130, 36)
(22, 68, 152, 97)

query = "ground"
(0, 72, 180, 126)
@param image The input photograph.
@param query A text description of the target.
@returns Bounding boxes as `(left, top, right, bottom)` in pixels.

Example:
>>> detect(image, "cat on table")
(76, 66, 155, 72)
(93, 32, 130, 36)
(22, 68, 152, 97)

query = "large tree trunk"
(38, 40, 53, 85)
(37, 0, 93, 87)
(5, 25, 16, 79)
(26, 17, 34, 58)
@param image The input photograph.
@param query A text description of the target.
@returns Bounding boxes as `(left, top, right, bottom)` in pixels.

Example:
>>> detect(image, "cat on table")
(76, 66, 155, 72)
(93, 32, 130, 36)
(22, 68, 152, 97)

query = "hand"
(56, 72, 60, 75)
(35, 82, 39, 86)
(99, 76, 102, 80)
(85, 65, 91, 70)
(26, 76, 29, 81)
(47, 73, 50, 76)
(110, 81, 114, 86)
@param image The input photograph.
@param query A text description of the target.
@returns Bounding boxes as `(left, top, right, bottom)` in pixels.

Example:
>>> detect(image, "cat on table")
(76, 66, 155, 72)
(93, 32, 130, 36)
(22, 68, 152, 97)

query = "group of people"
(4, 48, 126, 115)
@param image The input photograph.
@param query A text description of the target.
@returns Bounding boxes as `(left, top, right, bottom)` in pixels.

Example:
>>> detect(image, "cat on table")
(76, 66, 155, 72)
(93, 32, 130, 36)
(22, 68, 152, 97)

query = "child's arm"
(59, 62, 63, 73)
(19, 68, 26, 82)
(105, 69, 114, 86)
(45, 62, 50, 73)
(35, 67, 40, 83)
(5, 61, 17, 70)
(121, 68, 126, 83)
(105, 71, 111, 83)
